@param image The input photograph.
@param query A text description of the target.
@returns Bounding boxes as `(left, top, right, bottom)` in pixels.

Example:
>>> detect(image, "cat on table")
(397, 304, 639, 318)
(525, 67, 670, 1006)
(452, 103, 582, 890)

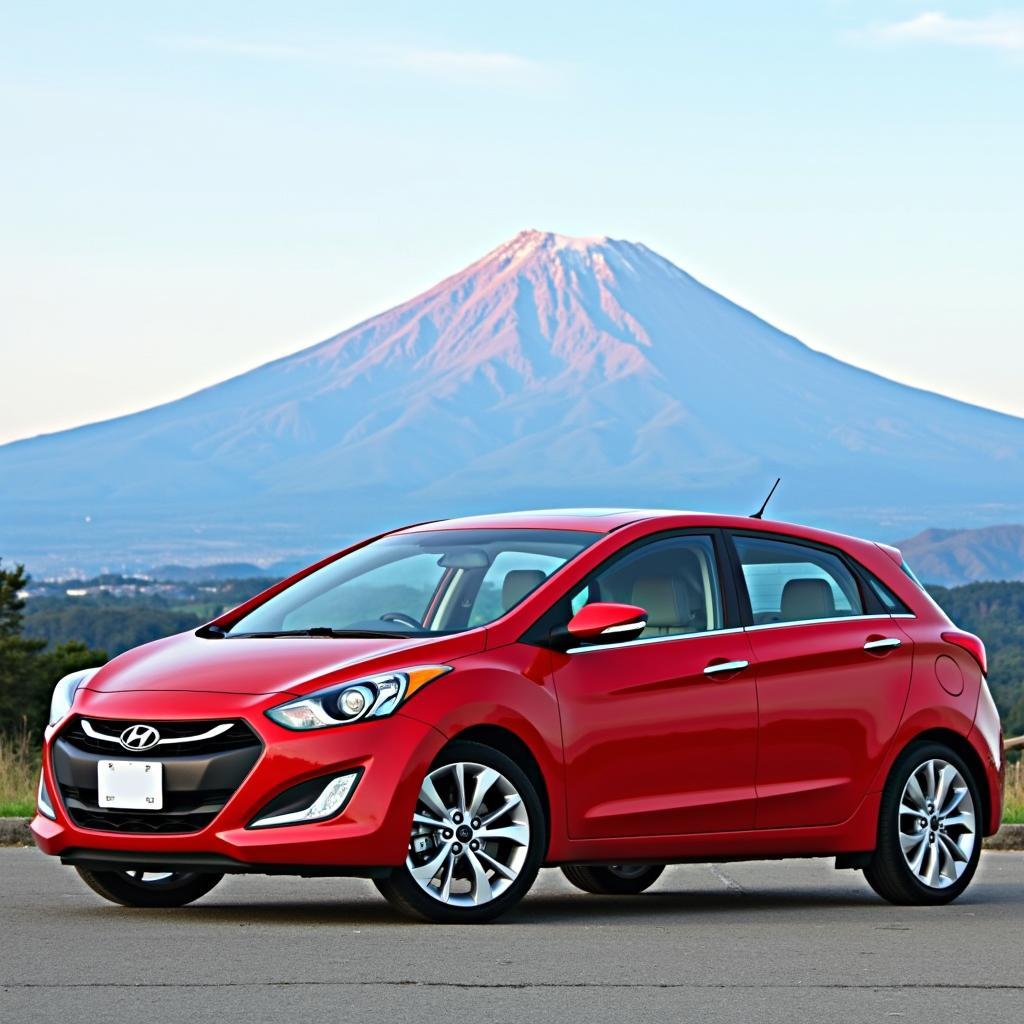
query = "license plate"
(97, 760, 163, 810)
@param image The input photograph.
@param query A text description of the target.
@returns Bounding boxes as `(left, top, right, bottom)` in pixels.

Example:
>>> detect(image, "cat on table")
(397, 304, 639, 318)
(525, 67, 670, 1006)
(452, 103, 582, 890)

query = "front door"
(551, 533, 758, 839)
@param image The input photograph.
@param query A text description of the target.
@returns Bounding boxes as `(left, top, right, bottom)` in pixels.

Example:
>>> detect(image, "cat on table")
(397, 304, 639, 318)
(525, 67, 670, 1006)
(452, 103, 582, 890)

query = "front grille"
(53, 716, 263, 835)
(62, 717, 259, 756)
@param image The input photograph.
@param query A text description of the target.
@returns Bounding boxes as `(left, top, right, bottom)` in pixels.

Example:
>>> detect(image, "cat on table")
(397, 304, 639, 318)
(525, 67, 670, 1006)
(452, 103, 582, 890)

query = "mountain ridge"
(897, 524, 1024, 586)
(3, 229, 1023, 574)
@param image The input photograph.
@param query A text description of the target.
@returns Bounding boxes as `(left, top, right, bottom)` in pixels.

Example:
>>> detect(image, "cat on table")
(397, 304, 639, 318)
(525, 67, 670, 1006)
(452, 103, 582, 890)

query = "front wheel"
(375, 740, 545, 923)
(864, 742, 982, 906)
(75, 868, 223, 908)
(561, 863, 665, 895)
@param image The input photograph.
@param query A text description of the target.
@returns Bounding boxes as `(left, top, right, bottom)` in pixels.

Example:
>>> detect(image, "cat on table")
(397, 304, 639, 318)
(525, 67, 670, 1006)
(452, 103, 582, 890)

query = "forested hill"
(927, 582, 1024, 737)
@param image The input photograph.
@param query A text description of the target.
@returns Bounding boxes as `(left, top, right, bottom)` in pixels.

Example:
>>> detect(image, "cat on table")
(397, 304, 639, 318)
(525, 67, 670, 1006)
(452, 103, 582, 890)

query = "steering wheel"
(380, 611, 422, 630)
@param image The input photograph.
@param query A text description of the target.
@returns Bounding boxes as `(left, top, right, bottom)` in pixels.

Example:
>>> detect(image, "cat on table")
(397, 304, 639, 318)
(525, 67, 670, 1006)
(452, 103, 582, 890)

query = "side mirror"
(552, 602, 648, 649)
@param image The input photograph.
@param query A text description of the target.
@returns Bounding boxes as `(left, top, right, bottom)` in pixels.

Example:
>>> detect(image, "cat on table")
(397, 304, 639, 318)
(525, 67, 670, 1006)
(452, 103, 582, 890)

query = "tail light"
(941, 630, 988, 676)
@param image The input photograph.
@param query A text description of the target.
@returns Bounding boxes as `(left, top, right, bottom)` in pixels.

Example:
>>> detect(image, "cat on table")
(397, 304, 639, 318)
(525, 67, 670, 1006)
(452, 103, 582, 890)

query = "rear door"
(727, 531, 914, 829)
(550, 531, 759, 839)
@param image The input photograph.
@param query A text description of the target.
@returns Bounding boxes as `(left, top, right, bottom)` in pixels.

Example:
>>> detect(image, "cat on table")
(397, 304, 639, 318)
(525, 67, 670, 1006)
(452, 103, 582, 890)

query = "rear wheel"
(561, 863, 665, 895)
(375, 740, 545, 923)
(75, 868, 223, 908)
(864, 741, 982, 906)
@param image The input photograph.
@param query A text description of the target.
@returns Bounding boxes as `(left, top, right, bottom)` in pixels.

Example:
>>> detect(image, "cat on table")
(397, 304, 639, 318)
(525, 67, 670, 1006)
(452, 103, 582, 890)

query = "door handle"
(863, 638, 902, 652)
(703, 659, 750, 676)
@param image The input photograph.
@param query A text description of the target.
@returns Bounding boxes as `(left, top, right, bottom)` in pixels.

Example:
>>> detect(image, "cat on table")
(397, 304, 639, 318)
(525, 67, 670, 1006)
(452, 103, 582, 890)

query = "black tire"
(75, 867, 223, 908)
(863, 741, 983, 906)
(560, 863, 665, 895)
(375, 740, 545, 923)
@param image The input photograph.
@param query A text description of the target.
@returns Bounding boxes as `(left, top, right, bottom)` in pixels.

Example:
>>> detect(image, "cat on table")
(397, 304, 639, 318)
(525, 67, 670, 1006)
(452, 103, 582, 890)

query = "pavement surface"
(1, 847, 1021, 1023)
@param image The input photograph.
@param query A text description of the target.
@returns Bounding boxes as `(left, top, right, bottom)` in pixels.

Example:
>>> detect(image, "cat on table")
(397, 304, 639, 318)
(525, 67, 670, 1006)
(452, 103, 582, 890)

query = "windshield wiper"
(225, 627, 412, 640)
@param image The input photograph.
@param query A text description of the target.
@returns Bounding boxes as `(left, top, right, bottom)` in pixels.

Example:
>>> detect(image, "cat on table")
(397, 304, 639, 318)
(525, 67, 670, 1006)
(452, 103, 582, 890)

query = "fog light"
(248, 771, 360, 829)
(37, 772, 56, 821)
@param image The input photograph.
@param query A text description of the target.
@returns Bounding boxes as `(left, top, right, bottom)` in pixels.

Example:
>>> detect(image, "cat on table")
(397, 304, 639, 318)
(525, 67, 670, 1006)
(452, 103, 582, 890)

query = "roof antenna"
(750, 478, 781, 520)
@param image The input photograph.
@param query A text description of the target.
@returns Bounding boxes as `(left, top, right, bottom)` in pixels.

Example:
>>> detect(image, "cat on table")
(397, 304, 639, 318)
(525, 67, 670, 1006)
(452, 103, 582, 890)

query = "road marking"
(706, 863, 745, 893)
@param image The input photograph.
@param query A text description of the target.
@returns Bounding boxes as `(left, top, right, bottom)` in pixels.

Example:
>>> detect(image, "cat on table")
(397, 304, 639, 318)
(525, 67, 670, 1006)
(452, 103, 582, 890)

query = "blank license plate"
(97, 760, 163, 810)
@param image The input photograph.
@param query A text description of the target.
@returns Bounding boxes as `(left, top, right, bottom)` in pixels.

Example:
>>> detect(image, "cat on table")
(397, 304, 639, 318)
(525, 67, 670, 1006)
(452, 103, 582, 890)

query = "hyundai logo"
(119, 724, 161, 751)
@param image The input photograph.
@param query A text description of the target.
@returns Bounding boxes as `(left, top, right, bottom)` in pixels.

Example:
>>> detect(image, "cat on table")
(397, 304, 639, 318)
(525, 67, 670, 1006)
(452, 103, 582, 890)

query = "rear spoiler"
(875, 542, 903, 566)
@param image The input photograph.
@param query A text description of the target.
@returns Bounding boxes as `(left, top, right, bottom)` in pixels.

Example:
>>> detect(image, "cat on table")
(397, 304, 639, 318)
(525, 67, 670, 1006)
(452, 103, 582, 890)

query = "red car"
(33, 509, 1004, 923)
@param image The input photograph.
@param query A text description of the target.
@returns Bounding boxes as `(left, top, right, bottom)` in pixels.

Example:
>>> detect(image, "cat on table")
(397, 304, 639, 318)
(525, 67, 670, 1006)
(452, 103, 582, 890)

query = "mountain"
(3, 229, 1023, 574)
(144, 561, 302, 583)
(897, 525, 1024, 586)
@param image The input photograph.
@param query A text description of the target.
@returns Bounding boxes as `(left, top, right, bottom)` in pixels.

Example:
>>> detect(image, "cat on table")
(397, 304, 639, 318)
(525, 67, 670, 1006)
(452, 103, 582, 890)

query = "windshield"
(224, 529, 598, 637)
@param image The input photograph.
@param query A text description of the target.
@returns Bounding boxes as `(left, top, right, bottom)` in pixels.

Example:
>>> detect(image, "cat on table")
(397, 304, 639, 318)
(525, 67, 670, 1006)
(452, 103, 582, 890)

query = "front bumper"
(32, 687, 445, 871)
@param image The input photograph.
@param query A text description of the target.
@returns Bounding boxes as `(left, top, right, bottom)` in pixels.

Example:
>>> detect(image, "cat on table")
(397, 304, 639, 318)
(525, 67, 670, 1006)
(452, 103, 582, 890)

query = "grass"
(0, 728, 38, 818)
(0, 726, 1022, 823)
(1004, 759, 1024, 824)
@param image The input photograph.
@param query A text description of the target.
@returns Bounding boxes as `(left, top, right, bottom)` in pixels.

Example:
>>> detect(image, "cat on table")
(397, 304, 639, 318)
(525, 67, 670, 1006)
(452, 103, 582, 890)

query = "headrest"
(630, 576, 691, 627)
(502, 569, 547, 611)
(780, 578, 836, 621)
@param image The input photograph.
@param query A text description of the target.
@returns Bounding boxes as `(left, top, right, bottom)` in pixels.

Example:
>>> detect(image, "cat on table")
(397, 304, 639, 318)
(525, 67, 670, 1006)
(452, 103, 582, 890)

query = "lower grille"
(53, 717, 262, 834)
(58, 786, 236, 834)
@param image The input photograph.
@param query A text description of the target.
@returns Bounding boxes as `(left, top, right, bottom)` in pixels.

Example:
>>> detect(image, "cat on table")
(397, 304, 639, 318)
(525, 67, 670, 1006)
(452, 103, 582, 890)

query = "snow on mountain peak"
(504, 228, 613, 254)
(287, 228, 662, 392)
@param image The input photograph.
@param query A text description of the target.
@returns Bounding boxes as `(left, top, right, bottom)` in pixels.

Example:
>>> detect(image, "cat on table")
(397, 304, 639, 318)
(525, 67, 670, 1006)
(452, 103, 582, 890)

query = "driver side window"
(571, 534, 723, 640)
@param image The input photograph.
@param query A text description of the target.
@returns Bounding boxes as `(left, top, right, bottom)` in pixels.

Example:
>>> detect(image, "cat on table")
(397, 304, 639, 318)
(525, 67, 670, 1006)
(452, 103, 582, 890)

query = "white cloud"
(865, 11, 1024, 51)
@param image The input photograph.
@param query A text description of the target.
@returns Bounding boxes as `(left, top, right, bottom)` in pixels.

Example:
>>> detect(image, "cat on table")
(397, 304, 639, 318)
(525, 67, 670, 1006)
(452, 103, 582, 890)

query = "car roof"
(396, 508, 879, 552)
(398, 508, 687, 534)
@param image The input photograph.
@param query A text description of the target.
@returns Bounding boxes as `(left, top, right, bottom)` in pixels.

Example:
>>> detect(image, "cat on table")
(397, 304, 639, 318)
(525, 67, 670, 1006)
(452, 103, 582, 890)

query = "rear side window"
(732, 535, 864, 625)
(865, 574, 911, 614)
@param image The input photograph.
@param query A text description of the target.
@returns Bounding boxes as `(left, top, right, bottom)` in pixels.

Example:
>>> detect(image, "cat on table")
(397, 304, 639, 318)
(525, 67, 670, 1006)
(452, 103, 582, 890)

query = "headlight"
(265, 665, 451, 731)
(49, 668, 99, 726)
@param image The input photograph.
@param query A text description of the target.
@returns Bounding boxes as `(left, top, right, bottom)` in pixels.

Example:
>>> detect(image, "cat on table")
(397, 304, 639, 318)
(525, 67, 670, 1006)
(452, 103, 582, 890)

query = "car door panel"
(553, 631, 758, 838)
(746, 619, 913, 829)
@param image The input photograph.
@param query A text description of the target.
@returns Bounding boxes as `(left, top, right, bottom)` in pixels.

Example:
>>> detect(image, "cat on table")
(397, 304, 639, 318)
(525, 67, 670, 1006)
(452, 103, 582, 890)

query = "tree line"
(2, 560, 1023, 739)
(0, 561, 104, 737)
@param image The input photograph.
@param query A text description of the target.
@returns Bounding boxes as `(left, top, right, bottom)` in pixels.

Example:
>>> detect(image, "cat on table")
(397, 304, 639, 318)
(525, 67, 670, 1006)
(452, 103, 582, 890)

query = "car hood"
(85, 630, 483, 696)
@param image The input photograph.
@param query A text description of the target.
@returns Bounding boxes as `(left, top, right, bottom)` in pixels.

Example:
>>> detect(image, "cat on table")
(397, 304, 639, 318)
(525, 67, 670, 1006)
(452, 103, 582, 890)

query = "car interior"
(576, 541, 721, 639)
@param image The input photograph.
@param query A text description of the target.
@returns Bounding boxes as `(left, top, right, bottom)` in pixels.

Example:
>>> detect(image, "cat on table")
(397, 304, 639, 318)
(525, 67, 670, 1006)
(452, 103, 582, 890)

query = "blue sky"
(1, 1, 1022, 443)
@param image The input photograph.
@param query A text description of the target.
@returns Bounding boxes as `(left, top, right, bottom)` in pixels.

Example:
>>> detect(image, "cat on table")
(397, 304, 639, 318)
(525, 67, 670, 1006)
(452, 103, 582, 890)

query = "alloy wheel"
(898, 757, 977, 889)
(406, 761, 531, 907)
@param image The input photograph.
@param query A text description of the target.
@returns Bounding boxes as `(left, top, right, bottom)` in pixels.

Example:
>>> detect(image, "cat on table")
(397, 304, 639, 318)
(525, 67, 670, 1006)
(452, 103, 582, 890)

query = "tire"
(375, 740, 545, 923)
(561, 863, 665, 895)
(75, 867, 223, 908)
(864, 741, 982, 906)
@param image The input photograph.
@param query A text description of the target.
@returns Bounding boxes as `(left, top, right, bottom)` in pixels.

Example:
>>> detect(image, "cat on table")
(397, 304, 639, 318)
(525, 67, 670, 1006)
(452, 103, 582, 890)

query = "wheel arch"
(888, 728, 993, 835)
(445, 724, 553, 853)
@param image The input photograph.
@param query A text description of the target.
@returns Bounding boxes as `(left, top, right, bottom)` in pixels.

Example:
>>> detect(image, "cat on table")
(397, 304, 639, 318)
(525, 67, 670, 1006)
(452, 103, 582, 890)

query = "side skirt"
(546, 791, 882, 865)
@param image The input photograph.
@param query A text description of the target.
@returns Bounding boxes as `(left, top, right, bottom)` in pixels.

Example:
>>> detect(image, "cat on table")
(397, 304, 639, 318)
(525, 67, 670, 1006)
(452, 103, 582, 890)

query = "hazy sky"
(1, 1, 1022, 444)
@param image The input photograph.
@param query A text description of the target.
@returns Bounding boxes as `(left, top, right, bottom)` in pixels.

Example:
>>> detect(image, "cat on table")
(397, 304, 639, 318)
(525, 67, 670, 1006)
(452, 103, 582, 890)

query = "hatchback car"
(33, 509, 1003, 922)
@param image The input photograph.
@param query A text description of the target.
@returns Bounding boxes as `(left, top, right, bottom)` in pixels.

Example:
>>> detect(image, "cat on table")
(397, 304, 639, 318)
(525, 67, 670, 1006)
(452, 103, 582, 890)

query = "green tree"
(0, 560, 105, 737)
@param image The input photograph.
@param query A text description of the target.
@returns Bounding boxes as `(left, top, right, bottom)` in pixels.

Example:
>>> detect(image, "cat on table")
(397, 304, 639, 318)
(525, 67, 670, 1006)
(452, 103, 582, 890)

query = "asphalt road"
(1, 848, 1021, 1023)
